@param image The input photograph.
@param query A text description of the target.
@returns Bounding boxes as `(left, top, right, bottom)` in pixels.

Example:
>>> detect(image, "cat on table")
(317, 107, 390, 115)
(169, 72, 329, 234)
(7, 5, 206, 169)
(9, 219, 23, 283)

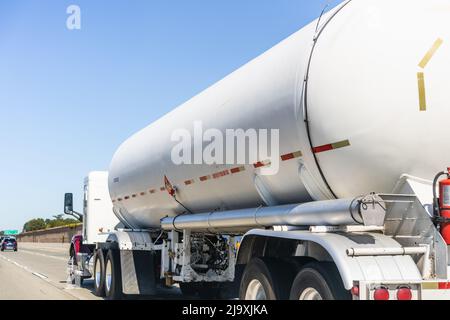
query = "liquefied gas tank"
(109, 0, 450, 229)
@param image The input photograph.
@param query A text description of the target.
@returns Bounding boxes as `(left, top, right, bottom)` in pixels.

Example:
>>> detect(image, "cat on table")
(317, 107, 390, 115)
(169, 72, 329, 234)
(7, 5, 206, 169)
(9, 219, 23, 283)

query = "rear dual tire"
(289, 262, 350, 300)
(239, 258, 295, 300)
(104, 249, 123, 300)
(93, 249, 123, 299)
(93, 250, 106, 297)
(239, 258, 350, 301)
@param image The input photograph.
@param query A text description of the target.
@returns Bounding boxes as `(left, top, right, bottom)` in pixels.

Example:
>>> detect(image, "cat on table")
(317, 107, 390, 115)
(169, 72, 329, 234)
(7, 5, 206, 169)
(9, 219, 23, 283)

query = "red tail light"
(397, 287, 412, 300)
(374, 287, 390, 300)
(351, 285, 360, 296)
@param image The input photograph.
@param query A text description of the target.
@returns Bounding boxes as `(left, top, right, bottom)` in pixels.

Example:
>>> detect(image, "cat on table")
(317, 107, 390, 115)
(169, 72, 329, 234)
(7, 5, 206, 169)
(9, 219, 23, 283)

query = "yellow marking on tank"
(422, 282, 439, 290)
(331, 140, 351, 150)
(417, 72, 427, 112)
(417, 38, 443, 111)
(419, 38, 443, 69)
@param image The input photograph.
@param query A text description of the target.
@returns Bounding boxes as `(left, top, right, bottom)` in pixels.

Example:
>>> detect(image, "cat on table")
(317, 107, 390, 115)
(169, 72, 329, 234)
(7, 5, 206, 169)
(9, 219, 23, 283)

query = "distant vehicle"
(1, 238, 17, 252)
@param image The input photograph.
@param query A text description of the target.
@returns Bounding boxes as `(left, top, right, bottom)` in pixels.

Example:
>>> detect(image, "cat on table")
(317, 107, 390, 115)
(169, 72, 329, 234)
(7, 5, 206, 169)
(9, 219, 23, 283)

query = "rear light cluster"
(351, 285, 413, 300)
(373, 286, 412, 300)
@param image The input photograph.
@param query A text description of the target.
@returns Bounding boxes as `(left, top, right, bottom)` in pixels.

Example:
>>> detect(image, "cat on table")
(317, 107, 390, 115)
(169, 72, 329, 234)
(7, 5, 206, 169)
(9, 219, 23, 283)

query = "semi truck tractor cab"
(65, 172, 121, 286)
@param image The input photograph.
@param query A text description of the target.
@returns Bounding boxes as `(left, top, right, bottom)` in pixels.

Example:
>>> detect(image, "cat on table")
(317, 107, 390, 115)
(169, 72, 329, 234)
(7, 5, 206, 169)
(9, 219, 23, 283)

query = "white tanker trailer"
(65, 0, 450, 300)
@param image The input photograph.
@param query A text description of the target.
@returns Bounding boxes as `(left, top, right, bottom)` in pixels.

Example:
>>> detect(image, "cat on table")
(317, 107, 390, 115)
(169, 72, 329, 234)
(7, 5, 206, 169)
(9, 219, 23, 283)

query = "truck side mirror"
(64, 193, 74, 214)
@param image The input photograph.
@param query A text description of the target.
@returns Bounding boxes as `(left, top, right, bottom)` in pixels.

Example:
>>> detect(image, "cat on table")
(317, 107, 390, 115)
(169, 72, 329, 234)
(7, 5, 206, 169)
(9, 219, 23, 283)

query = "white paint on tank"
(109, 0, 450, 229)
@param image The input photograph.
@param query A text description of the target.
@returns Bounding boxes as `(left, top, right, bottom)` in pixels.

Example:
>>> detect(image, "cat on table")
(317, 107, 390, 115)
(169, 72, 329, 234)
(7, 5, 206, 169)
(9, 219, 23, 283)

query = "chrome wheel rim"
(94, 259, 101, 288)
(245, 279, 267, 300)
(299, 288, 323, 300)
(105, 259, 112, 292)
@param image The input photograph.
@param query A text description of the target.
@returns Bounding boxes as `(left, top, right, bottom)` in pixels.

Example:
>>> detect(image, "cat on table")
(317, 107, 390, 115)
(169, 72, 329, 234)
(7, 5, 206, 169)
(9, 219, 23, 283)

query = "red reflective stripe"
(253, 162, 264, 168)
(281, 154, 295, 161)
(185, 180, 194, 185)
(281, 151, 302, 161)
(313, 144, 334, 154)
(314, 140, 350, 154)
(140, 192, 146, 196)
(439, 282, 450, 289)
(213, 170, 230, 179)
(200, 175, 211, 182)
(253, 160, 270, 169)
(230, 166, 245, 174)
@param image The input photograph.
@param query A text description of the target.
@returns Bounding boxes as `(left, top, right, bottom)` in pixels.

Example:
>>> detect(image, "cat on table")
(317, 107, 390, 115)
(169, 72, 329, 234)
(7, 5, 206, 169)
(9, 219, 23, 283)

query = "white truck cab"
(82, 171, 120, 245)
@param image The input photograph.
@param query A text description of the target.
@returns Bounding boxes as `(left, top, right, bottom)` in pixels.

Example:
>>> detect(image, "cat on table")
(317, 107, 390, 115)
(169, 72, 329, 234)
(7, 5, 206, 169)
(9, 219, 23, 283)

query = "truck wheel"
(104, 249, 123, 300)
(93, 250, 106, 297)
(239, 258, 294, 300)
(289, 262, 350, 300)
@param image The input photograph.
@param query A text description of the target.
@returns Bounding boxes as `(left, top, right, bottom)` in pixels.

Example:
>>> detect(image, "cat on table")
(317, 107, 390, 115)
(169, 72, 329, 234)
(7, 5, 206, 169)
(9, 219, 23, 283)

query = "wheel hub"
(105, 259, 112, 292)
(245, 279, 267, 300)
(299, 287, 323, 300)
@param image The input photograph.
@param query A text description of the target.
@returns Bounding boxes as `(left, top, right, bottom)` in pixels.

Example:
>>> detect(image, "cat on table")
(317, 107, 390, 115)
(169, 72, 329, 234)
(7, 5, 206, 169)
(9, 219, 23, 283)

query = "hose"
(433, 171, 448, 220)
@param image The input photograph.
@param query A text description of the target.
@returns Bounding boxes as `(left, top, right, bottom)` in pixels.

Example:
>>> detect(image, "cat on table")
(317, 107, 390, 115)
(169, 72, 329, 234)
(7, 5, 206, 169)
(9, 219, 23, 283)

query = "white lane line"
(0, 254, 81, 300)
(32, 272, 49, 280)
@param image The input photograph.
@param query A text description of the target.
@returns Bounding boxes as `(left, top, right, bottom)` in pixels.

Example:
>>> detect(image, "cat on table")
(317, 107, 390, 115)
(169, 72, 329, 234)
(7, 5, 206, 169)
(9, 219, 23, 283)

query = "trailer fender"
(237, 229, 423, 290)
(104, 230, 158, 295)
(105, 230, 154, 251)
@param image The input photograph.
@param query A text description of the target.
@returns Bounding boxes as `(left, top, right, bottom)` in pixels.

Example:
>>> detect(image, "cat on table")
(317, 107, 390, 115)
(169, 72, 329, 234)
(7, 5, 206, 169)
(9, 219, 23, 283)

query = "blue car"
(1, 238, 17, 252)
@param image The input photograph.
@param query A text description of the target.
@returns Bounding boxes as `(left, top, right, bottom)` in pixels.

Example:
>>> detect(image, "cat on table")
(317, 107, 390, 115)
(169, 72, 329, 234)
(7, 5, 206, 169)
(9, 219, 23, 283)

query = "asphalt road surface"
(0, 243, 183, 300)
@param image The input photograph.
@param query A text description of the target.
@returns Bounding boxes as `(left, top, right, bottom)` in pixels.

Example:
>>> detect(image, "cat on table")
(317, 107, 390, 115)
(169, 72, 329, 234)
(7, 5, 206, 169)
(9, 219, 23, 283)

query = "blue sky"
(0, 0, 343, 231)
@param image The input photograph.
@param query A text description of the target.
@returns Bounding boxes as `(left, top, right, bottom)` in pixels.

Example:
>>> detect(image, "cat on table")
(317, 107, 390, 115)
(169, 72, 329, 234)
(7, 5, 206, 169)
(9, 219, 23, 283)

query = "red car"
(1, 238, 17, 252)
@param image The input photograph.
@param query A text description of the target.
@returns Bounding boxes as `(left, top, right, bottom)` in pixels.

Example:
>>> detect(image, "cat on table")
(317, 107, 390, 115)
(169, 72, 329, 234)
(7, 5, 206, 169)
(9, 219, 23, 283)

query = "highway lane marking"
(0, 254, 82, 300)
(6, 249, 83, 291)
(32, 272, 49, 280)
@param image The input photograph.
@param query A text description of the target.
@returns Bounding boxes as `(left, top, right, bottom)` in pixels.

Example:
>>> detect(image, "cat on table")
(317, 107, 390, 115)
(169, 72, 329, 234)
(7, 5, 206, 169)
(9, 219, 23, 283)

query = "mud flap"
(120, 250, 157, 295)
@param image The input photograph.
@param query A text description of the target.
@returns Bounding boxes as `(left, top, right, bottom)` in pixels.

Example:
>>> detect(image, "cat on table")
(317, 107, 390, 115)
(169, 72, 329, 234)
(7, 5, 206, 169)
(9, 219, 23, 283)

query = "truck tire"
(93, 250, 106, 297)
(239, 258, 294, 300)
(104, 249, 123, 300)
(289, 262, 350, 300)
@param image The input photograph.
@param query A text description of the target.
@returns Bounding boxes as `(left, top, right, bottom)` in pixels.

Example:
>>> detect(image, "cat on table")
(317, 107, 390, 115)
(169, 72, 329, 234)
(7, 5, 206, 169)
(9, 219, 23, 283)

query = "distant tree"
(23, 215, 79, 232)
(46, 215, 77, 228)
(0, 231, 4, 236)
(23, 218, 47, 232)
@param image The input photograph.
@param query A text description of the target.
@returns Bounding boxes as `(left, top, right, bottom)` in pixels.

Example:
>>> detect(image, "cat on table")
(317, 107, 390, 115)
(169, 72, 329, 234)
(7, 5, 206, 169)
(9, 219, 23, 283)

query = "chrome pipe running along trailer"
(66, 0, 450, 300)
